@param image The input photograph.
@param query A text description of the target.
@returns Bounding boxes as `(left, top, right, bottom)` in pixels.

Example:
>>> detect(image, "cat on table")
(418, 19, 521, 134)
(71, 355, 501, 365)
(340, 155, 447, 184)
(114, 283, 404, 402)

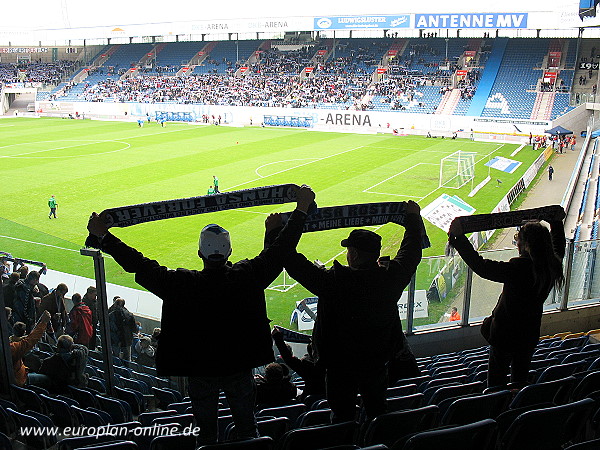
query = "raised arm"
(388, 200, 424, 281)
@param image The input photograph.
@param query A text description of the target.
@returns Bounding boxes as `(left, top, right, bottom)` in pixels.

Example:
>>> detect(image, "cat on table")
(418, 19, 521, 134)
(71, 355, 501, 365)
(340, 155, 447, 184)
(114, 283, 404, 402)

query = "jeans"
(488, 345, 535, 388)
(189, 370, 258, 445)
(326, 365, 387, 423)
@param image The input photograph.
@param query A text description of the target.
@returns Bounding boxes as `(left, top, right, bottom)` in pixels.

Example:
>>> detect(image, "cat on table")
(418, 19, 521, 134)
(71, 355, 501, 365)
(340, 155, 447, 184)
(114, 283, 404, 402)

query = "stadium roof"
(0, 0, 592, 44)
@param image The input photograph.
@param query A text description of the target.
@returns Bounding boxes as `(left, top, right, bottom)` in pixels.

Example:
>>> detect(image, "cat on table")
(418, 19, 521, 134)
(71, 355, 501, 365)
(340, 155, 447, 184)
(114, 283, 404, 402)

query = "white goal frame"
(439, 150, 477, 189)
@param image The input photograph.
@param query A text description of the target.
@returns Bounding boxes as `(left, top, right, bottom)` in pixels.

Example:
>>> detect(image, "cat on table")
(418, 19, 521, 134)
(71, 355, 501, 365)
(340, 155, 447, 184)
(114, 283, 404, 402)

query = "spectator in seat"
(280, 200, 424, 423)
(85, 184, 315, 445)
(255, 362, 297, 408)
(38, 334, 89, 392)
(10, 310, 51, 387)
(135, 336, 156, 367)
(448, 214, 566, 388)
(271, 326, 325, 403)
(66, 293, 93, 346)
(109, 297, 136, 361)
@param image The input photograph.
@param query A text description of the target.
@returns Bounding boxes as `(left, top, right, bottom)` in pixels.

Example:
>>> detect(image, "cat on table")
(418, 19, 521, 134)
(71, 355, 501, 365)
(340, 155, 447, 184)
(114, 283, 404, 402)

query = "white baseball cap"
(199, 224, 232, 260)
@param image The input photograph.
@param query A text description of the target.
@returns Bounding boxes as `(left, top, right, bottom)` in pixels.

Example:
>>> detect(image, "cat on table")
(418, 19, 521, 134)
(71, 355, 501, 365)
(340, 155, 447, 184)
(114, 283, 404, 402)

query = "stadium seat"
(198, 436, 274, 450)
(138, 409, 178, 427)
(152, 386, 180, 409)
(97, 395, 131, 423)
(72, 405, 108, 427)
(386, 384, 417, 398)
(257, 403, 306, 424)
(278, 421, 359, 450)
(68, 385, 100, 409)
(401, 418, 498, 450)
(58, 434, 116, 450)
(82, 441, 139, 449)
(295, 409, 331, 428)
(361, 405, 439, 447)
(152, 413, 194, 428)
(440, 390, 512, 426)
(0, 432, 11, 450)
(227, 417, 290, 443)
(150, 433, 197, 450)
(571, 371, 600, 401)
(426, 381, 484, 405)
(565, 438, 600, 450)
(499, 399, 595, 450)
(7, 407, 57, 449)
(12, 384, 47, 414)
(537, 362, 586, 383)
(510, 376, 576, 408)
(386, 393, 424, 412)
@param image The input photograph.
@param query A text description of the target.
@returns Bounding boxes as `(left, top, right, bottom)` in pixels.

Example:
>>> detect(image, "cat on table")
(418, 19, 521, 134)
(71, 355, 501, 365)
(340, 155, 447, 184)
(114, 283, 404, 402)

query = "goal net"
(439, 151, 476, 189)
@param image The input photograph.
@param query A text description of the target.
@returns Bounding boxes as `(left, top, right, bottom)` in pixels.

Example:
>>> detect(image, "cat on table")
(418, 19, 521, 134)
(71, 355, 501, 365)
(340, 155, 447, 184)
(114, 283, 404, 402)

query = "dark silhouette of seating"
(400, 418, 497, 450)
(499, 399, 595, 450)
(386, 393, 424, 412)
(362, 405, 439, 447)
(257, 403, 306, 424)
(278, 421, 358, 450)
(58, 434, 116, 450)
(295, 409, 331, 428)
(198, 436, 274, 450)
(509, 376, 576, 408)
(440, 390, 512, 426)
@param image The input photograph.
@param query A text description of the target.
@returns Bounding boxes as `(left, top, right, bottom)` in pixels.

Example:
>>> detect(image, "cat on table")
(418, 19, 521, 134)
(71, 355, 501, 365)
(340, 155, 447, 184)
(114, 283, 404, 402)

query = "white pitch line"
(0, 235, 93, 254)
(362, 163, 437, 193)
(255, 158, 319, 178)
(228, 145, 365, 191)
(0, 140, 130, 158)
(510, 144, 526, 157)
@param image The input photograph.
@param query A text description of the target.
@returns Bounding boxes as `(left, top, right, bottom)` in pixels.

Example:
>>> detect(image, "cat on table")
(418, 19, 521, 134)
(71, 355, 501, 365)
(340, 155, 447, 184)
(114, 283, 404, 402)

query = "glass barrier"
(467, 248, 516, 322)
(1, 231, 597, 334)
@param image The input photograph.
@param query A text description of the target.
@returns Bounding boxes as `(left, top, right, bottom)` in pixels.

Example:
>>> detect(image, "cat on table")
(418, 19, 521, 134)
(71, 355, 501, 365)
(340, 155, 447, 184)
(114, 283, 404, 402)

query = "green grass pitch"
(0, 117, 542, 328)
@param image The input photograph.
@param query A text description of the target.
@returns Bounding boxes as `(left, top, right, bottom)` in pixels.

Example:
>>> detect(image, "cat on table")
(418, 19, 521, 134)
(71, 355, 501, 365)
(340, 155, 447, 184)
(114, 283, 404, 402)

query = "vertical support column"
(0, 284, 16, 399)
(405, 274, 417, 336)
(460, 266, 473, 327)
(80, 248, 116, 397)
(560, 239, 575, 311)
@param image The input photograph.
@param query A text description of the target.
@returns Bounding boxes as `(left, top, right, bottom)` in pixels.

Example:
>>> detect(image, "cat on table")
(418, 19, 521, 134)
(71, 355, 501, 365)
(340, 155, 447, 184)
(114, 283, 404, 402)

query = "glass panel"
(412, 254, 468, 331)
(568, 240, 600, 308)
(467, 248, 517, 322)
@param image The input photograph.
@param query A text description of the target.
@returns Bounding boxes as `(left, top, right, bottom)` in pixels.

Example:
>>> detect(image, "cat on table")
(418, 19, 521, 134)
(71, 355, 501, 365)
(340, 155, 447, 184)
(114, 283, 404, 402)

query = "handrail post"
(80, 248, 116, 397)
(405, 273, 417, 336)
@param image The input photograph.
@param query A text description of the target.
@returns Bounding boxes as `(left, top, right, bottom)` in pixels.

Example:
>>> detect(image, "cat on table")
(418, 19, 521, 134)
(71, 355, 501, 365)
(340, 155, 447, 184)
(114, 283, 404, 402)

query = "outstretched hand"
(265, 213, 283, 233)
(448, 217, 464, 237)
(404, 200, 421, 215)
(295, 184, 315, 214)
(87, 212, 109, 237)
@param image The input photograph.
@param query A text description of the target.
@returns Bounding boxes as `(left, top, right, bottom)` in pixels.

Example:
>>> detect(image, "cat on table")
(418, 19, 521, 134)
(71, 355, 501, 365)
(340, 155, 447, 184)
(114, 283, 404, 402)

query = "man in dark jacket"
(108, 298, 136, 361)
(86, 185, 315, 445)
(38, 334, 89, 392)
(13, 271, 42, 333)
(38, 283, 68, 339)
(281, 200, 424, 423)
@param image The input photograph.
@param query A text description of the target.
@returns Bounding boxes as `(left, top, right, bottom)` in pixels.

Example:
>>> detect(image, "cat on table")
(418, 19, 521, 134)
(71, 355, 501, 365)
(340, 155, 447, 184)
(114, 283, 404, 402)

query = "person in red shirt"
(66, 293, 93, 346)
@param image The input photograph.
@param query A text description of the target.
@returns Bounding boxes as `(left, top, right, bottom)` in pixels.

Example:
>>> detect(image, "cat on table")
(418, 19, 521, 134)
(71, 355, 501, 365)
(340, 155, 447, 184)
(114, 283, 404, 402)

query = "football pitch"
(0, 117, 544, 328)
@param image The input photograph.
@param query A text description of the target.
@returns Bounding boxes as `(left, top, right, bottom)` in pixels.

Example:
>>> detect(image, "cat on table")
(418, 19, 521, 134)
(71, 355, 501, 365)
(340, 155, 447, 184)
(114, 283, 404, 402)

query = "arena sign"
(415, 13, 528, 28)
(314, 15, 411, 30)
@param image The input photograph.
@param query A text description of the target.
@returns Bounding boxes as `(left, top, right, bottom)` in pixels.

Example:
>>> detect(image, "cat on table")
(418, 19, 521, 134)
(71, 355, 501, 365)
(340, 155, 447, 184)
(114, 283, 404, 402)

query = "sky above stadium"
(2, 0, 578, 30)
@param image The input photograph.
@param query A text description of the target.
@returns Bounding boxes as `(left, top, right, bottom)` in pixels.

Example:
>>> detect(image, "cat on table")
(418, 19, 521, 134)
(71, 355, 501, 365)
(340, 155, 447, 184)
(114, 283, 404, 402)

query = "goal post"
(439, 150, 477, 189)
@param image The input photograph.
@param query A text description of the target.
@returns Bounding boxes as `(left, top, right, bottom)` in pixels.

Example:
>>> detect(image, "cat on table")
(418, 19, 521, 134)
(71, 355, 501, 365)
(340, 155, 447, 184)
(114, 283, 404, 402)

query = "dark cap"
(341, 229, 382, 253)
